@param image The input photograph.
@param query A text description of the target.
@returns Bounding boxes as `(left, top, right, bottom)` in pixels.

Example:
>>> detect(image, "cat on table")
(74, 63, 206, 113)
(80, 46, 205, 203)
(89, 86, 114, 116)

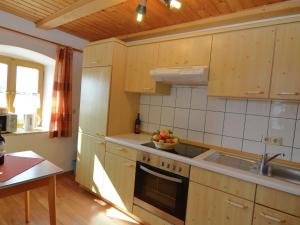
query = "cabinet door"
(125, 44, 169, 94)
(79, 67, 111, 137)
(102, 152, 136, 212)
(253, 204, 300, 225)
(270, 22, 300, 100)
(76, 132, 106, 196)
(208, 27, 275, 98)
(83, 43, 113, 67)
(186, 182, 254, 225)
(158, 36, 212, 67)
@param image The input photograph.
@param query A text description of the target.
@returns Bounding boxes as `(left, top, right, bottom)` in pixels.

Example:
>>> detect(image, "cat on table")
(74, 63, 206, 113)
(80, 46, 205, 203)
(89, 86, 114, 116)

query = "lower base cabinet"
(133, 205, 173, 225)
(102, 152, 136, 212)
(76, 132, 106, 196)
(253, 204, 300, 225)
(185, 181, 254, 225)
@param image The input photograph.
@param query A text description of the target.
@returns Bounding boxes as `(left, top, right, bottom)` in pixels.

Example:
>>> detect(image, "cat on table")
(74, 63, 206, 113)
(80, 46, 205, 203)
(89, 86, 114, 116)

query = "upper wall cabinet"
(157, 36, 212, 67)
(83, 42, 113, 67)
(208, 27, 275, 98)
(270, 22, 300, 100)
(125, 43, 170, 95)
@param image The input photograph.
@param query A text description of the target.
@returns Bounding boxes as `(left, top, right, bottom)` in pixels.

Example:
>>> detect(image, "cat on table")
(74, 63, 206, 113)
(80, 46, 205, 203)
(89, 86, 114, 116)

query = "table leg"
(25, 191, 30, 223)
(48, 176, 57, 225)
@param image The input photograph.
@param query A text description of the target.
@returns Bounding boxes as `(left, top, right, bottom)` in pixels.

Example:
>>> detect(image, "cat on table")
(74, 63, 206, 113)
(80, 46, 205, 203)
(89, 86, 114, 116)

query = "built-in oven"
(134, 151, 190, 225)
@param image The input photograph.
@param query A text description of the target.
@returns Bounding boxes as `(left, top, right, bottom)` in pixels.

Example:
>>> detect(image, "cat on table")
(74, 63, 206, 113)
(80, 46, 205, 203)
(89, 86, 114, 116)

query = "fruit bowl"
(151, 130, 179, 150)
(153, 141, 178, 150)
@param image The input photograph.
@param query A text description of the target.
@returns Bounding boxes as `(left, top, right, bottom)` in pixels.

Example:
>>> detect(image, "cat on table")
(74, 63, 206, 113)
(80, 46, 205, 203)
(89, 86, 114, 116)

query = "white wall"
(0, 11, 88, 171)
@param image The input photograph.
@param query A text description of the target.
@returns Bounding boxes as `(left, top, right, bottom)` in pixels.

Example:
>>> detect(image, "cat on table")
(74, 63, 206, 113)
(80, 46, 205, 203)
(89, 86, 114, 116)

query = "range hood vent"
(150, 66, 208, 85)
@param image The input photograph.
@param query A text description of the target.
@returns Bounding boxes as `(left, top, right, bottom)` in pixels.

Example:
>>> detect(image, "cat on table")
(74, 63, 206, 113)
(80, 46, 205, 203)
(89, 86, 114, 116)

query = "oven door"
(134, 162, 189, 224)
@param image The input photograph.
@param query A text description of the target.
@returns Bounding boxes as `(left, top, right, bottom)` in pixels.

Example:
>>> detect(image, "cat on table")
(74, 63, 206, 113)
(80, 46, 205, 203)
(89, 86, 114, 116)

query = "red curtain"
(49, 46, 73, 138)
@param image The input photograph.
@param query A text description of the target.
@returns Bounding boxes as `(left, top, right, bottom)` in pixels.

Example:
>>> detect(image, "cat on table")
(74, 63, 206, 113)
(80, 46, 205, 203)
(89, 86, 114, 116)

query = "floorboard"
(0, 173, 140, 225)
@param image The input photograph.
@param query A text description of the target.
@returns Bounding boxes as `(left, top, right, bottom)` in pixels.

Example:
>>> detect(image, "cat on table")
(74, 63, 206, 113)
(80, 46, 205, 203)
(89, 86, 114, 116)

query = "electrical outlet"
(263, 136, 283, 146)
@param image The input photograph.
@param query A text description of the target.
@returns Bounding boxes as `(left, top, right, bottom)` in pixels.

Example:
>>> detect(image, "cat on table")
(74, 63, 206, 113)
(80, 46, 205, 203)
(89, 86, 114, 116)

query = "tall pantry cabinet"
(76, 38, 139, 196)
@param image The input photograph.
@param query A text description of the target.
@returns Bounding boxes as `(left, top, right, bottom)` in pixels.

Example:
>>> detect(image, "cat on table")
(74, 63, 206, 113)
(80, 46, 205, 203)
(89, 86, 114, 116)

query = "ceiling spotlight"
(136, 0, 147, 22)
(163, 0, 182, 9)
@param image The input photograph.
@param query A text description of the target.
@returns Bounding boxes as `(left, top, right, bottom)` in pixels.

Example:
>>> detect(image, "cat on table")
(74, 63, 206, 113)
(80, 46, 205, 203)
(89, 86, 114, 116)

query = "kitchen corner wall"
(139, 86, 300, 163)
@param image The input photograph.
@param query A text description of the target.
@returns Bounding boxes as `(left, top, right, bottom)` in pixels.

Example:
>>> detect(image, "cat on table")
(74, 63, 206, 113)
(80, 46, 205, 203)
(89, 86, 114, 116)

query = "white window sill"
(3, 127, 49, 136)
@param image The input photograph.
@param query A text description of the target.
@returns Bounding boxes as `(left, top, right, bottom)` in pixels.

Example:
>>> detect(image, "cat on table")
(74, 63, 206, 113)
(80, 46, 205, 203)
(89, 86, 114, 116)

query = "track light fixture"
(136, 0, 147, 22)
(163, 0, 182, 9)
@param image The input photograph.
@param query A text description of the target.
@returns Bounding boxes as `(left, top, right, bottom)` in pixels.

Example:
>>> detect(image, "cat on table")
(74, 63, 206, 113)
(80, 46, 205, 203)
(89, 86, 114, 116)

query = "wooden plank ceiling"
(0, 0, 288, 41)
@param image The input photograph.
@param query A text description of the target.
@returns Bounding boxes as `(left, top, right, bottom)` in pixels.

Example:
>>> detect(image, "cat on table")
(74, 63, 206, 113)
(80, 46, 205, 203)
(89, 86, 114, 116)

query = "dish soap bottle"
(134, 113, 141, 134)
(0, 131, 5, 165)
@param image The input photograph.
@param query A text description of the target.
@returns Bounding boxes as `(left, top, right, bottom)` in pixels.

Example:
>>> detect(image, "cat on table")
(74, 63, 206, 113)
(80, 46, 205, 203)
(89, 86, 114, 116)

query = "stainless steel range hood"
(150, 66, 208, 85)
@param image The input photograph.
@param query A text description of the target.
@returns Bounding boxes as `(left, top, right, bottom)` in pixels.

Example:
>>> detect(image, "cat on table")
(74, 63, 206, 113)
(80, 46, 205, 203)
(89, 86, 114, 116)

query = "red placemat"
(0, 155, 45, 182)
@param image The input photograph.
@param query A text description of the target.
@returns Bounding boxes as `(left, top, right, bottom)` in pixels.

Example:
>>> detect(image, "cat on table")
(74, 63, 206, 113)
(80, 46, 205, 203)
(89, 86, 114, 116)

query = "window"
(0, 55, 44, 126)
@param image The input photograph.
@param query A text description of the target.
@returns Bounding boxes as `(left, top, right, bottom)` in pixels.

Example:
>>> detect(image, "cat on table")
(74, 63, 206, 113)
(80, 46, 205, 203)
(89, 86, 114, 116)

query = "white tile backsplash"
(222, 136, 243, 150)
(139, 87, 300, 162)
(223, 113, 245, 138)
(204, 133, 222, 146)
(205, 111, 224, 135)
(161, 107, 175, 127)
(207, 97, 226, 112)
(148, 106, 161, 124)
(242, 140, 266, 155)
(294, 120, 300, 148)
(189, 110, 206, 132)
(139, 104, 149, 122)
(174, 108, 189, 129)
(187, 130, 204, 143)
(150, 96, 163, 106)
(162, 87, 176, 107)
(247, 100, 271, 116)
(268, 118, 295, 147)
(175, 87, 191, 108)
(270, 101, 298, 119)
(244, 115, 269, 142)
(191, 87, 207, 110)
(226, 99, 247, 114)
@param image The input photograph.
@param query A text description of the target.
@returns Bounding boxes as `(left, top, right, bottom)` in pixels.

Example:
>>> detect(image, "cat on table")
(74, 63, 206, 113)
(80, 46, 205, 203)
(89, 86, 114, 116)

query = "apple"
(160, 130, 169, 138)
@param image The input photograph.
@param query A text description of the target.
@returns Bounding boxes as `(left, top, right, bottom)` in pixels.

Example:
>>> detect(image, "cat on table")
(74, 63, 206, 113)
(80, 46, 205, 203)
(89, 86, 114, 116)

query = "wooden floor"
(0, 173, 140, 225)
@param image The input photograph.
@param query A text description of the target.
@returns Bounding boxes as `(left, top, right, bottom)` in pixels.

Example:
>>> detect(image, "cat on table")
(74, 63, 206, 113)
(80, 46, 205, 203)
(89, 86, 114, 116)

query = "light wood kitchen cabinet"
(157, 36, 212, 67)
(208, 27, 275, 98)
(124, 43, 170, 94)
(186, 182, 254, 225)
(82, 42, 113, 67)
(79, 66, 111, 137)
(270, 22, 300, 100)
(256, 185, 300, 217)
(253, 204, 300, 225)
(76, 132, 106, 196)
(102, 152, 136, 212)
(133, 205, 173, 225)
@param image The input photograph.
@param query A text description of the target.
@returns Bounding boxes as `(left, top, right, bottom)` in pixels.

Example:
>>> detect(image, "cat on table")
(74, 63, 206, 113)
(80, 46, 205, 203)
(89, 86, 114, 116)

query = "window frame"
(0, 55, 44, 126)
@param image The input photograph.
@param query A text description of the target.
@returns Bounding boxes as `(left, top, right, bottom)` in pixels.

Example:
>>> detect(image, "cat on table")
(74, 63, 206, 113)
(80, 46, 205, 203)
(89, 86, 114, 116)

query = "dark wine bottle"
(134, 113, 141, 134)
(0, 130, 5, 165)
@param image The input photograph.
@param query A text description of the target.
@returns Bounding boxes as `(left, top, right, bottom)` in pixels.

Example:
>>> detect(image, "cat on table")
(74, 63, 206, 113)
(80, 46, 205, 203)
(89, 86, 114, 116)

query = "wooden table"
(0, 151, 63, 225)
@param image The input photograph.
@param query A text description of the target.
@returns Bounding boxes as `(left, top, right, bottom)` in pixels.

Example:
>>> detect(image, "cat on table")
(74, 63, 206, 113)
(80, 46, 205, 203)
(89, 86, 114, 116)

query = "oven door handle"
(140, 165, 183, 183)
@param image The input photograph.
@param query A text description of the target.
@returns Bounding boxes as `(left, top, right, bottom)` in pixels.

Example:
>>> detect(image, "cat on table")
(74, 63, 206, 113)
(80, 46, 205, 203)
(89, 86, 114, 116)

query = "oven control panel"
(137, 152, 190, 178)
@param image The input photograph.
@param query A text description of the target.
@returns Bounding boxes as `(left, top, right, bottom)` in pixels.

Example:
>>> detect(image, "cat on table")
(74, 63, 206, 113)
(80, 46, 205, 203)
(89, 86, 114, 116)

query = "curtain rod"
(0, 25, 83, 53)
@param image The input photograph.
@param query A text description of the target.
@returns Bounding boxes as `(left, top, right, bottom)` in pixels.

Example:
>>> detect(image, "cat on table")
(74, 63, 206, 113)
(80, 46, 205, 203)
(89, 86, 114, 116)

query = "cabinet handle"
(226, 200, 248, 209)
(245, 90, 264, 95)
(259, 212, 286, 223)
(116, 147, 127, 152)
(143, 87, 154, 91)
(278, 92, 299, 95)
(90, 60, 99, 64)
(96, 141, 106, 145)
(124, 162, 135, 167)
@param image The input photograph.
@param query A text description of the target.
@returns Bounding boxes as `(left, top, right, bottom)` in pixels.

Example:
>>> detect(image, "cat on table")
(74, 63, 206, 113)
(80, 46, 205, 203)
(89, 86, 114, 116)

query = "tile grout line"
(290, 102, 299, 161)
(220, 99, 227, 147)
(241, 99, 249, 152)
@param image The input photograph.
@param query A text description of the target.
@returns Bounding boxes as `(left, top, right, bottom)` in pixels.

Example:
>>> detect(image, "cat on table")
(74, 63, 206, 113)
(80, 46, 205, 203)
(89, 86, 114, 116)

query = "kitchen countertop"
(105, 133, 300, 196)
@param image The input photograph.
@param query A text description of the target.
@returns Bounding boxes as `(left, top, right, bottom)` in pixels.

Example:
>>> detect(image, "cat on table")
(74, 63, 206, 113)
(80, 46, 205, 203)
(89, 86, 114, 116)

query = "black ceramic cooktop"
(141, 142, 209, 158)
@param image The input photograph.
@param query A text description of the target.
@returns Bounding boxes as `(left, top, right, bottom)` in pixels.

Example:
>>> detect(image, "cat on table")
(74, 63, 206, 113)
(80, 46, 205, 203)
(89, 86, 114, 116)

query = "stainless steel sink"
(204, 152, 300, 185)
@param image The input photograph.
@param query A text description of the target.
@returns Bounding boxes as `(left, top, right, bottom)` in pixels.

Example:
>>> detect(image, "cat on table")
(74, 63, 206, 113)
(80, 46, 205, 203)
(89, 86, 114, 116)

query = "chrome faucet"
(258, 153, 285, 175)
